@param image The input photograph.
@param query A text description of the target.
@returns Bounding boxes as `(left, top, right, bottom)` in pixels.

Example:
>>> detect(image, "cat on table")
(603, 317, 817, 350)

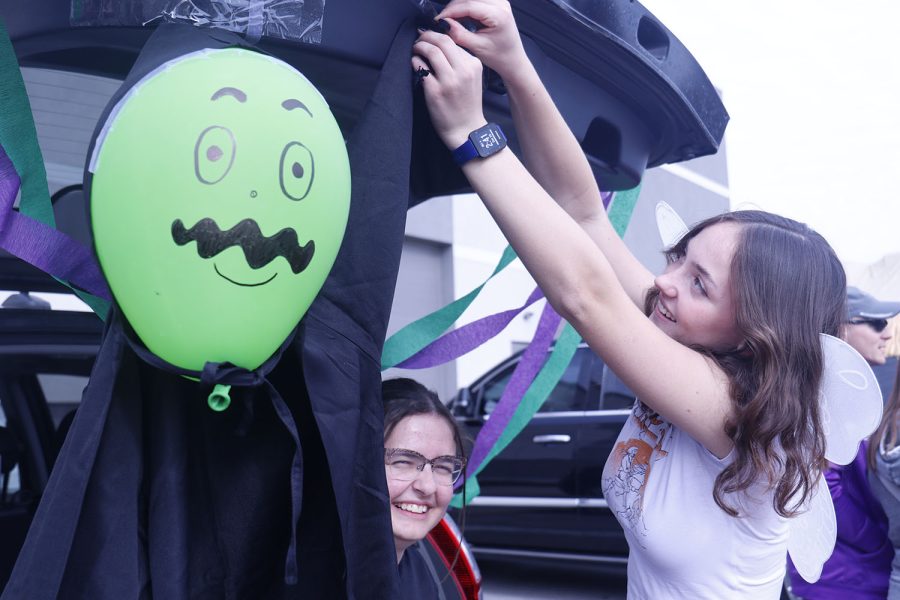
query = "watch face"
(471, 124, 507, 158)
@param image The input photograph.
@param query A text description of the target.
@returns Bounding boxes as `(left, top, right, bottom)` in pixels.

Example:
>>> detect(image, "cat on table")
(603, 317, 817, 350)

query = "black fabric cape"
(398, 543, 442, 600)
(3, 20, 417, 600)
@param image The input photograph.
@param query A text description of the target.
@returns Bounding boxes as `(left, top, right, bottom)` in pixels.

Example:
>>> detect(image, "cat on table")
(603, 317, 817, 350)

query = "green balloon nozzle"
(208, 384, 232, 412)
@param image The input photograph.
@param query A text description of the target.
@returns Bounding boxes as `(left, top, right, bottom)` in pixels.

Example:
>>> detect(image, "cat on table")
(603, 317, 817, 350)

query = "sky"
(638, 0, 900, 267)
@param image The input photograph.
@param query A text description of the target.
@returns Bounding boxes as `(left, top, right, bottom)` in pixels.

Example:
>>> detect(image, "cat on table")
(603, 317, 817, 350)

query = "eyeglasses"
(384, 448, 466, 486)
(849, 318, 890, 333)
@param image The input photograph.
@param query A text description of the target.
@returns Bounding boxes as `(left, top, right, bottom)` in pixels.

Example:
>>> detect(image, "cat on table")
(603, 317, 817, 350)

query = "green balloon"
(89, 48, 350, 371)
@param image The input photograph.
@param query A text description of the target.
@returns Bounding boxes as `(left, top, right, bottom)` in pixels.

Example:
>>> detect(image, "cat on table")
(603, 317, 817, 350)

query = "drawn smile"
(214, 263, 278, 287)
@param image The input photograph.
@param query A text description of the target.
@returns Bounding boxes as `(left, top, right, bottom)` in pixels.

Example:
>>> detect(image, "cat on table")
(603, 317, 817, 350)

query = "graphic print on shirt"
(602, 402, 672, 544)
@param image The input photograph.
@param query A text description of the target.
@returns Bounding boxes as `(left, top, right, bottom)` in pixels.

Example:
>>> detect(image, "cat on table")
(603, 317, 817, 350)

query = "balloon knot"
(208, 384, 232, 412)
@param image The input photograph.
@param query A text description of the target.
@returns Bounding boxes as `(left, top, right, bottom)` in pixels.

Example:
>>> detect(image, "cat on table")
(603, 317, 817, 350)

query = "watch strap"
(452, 138, 480, 166)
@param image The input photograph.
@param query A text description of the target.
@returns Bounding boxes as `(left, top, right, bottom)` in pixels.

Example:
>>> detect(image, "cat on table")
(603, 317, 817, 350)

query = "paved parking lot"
(479, 558, 627, 600)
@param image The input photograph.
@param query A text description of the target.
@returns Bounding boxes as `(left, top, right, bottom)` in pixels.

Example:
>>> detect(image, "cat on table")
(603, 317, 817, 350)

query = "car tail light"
(426, 514, 482, 600)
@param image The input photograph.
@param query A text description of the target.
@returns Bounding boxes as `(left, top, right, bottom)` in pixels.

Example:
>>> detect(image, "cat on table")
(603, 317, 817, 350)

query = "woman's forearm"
(502, 67, 654, 307)
(503, 64, 602, 223)
(459, 147, 622, 325)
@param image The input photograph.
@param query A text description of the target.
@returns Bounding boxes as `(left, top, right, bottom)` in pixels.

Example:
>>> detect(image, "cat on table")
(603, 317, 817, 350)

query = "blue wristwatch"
(452, 123, 508, 166)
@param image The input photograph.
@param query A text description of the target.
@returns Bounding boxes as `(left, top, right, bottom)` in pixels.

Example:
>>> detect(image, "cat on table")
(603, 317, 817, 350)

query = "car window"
(38, 374, 88, 427)
(539, 350, 588, 413)
(480, 368, 512, 418)
(23, 67, 121, 194)
(480, 348, 589, 417)
(0, 405, 21, 496)
(599, 365, 636, 410)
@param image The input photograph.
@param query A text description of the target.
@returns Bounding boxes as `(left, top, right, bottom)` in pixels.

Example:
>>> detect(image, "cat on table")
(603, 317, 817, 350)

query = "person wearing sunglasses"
(381, 377, 467, 599)
(788, 286, 900, 599)
(844, 286, 898, 367)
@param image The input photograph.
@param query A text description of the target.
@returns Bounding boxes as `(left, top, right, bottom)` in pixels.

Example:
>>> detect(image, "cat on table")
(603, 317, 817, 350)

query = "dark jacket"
(788, 443, 892, 600)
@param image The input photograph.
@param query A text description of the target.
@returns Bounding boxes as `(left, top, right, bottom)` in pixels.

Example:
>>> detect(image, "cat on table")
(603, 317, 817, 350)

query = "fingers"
(411, 29, 485, 108)
(433, 0, 523, 76)
(438, 0, 507, 26)
(410, 55, 430, 73)
(441, 17, 481, 52)
(410, 56, 432, 85)
(413, 35, 452, 79)
(414, 29, 479, 74)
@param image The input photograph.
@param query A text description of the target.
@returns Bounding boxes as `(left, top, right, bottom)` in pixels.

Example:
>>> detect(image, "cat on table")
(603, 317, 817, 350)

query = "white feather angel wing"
(788, 334, 883, 583)
(786, 475, 837, 583)
(655, 201, 689, 248)
(817, 334, 884, 465)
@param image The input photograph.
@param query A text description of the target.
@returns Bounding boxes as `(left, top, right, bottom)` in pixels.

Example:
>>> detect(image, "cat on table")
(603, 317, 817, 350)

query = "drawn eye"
(279, 141, 315, 201)
(194, 126, 236, 185)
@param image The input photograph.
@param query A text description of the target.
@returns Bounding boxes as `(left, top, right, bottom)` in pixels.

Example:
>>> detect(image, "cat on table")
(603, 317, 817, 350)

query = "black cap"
(847, 286, 900, 321)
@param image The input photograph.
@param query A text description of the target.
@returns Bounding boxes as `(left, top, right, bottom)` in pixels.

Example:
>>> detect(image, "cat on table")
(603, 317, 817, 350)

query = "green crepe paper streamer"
(453, 322, 582, 507)
(0, 21, 52, 227)
(69, 288, 109, 319)
(381, 185, 639, 371)
(608, 183, 640, 237)
(382, 245, 518, 369)
(452, 185, 641, 507)
(0, 22, 109, 318)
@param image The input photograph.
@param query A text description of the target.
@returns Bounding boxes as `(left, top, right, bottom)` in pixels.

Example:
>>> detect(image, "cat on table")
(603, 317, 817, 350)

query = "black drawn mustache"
(171, 218, 315, 274)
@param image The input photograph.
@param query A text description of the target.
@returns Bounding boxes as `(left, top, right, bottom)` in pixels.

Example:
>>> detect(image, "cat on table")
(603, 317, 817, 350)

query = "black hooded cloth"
(3, 19, 418, 600)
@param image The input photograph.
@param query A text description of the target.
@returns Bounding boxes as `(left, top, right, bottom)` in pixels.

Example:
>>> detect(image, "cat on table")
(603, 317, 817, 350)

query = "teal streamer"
(453, 185, 641, 505)
(452, 323, 581, 507)
(0, 21, 109, 318)
(382, 245, 517, 369)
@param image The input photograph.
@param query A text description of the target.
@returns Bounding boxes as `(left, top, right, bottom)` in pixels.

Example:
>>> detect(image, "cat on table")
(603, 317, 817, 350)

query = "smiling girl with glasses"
(381, 377, 467, 599)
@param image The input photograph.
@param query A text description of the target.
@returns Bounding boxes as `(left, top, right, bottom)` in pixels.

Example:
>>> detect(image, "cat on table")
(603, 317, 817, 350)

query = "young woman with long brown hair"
(411, 1, 846, 596)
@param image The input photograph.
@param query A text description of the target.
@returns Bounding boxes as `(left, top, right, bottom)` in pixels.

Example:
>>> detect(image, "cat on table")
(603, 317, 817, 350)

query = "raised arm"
(434, 0, 654, 308)
(412, 21, 734, 457)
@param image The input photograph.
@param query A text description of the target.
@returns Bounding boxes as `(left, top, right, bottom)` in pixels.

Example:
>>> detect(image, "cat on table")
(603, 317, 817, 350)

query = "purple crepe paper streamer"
(0, 144, 111, 300)
(396, 287, 544, 369)
(465, 300, 561, 475)
(393, 191, 613, 370)
(601, 189, 613, 209)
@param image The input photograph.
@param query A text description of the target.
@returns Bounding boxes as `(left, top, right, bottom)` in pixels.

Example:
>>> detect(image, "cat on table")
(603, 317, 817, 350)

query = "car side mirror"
(451, 388, 471, 417)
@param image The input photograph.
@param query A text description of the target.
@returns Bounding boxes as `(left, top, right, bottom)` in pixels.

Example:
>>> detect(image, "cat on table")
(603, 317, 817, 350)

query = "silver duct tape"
(71, 0, 326, 45)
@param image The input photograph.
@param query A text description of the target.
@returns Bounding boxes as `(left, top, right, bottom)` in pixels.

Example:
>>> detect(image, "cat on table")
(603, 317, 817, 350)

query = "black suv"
(0, 262, 104, 587)
(449, 344, 635, 566)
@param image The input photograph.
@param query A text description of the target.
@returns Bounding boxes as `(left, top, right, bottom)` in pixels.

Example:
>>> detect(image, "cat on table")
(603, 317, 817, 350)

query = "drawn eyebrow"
(211, 87, 247, 103)
(282, 99, 313, 117)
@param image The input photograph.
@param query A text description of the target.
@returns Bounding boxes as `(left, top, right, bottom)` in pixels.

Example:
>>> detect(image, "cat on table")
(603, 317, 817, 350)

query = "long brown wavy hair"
(644, 210, 846, 517)
(868, 362, 900, 469)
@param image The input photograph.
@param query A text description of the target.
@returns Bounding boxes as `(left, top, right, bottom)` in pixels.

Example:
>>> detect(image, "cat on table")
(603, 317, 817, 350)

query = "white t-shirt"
(601, 401, 788, 599)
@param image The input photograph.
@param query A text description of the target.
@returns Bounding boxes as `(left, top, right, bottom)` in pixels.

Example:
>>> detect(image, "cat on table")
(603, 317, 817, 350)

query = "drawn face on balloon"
(89, 48, 350, 371)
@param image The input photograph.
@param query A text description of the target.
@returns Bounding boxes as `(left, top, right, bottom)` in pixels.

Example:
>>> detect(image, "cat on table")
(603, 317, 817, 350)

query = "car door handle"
(532, 434, 572, 444)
